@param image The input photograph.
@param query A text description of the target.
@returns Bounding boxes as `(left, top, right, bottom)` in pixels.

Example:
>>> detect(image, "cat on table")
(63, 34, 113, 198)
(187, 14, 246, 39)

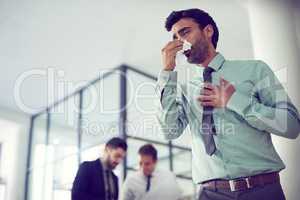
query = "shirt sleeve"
(155, 70, 189, 140)
(227, 60, 300, 139)
(120, 177, 135, 200)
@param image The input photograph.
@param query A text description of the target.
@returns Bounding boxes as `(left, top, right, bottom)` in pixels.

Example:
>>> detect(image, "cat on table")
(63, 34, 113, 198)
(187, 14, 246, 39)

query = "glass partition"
(48, 95, 79, 200)
(27, 113, 48, 200)
(81, 73, 120, 155)
(25, 66, 195, 200)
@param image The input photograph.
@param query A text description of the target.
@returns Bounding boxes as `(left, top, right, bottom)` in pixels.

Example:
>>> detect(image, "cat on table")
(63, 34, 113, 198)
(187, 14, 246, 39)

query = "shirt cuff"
(157, 70, 177, 92)
(227, 90, 252, 117)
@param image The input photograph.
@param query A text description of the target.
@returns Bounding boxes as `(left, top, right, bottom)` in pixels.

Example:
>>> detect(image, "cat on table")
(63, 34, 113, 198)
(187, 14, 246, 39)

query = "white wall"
(0, 107, 30, 200)
(0, 0, 253, 114)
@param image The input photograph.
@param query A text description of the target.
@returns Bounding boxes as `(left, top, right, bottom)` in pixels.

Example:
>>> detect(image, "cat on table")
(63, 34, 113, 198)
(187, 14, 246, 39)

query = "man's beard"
(106, 157, 117, 170)
(186, 38, 209, 64)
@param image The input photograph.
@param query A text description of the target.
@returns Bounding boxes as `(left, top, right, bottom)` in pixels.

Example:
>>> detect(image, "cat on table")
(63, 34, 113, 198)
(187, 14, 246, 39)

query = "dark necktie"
(146, 175, 151, 192)
(202, 67, 217, 155)
(106, 170, 112, 200)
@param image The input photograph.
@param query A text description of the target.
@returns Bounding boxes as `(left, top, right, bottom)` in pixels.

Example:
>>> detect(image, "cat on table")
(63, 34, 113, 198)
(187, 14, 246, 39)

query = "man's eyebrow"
(172, 27, 191, 40)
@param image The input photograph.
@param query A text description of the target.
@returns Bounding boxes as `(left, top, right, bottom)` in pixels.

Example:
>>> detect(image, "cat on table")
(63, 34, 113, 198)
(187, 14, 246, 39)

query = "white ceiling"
(1, 0, 256, 115)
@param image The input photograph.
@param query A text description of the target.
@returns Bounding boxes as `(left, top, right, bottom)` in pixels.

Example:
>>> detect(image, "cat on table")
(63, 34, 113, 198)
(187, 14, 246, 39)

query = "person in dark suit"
(71, 137, 127, 200)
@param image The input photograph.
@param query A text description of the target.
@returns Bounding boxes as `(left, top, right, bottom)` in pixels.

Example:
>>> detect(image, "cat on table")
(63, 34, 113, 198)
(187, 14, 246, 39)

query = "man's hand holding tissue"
(197, 78, 236, 108)
(161, 40, 183, 71)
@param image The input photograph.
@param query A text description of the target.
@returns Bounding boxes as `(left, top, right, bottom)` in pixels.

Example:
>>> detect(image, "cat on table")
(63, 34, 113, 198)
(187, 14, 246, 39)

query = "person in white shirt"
(120, 144, 183, 200)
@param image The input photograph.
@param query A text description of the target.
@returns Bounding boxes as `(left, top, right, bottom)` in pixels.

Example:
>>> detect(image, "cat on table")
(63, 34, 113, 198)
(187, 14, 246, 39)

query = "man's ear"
(203, 24, 214, 39)
(104, 146, 110, 153)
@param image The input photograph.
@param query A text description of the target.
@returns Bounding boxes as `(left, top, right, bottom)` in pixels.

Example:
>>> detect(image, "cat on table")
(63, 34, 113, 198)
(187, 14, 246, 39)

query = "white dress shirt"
(120, 168, 182, 200)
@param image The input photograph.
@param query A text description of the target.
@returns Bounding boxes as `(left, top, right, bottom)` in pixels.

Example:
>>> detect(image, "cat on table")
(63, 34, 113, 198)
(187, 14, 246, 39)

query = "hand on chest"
(183, 72, 255, 119)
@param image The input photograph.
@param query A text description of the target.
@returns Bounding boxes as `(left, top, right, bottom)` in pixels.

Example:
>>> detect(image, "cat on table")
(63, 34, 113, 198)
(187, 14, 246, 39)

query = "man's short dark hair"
(165, 8, 219, 48)
(106, 137, 127, 151)
(138, 144, 157, 161)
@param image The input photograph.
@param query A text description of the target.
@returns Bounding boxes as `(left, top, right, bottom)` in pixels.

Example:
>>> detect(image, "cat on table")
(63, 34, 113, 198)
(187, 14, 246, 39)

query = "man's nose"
(175, 37, 184, 43)
(178, 38, 184, 42)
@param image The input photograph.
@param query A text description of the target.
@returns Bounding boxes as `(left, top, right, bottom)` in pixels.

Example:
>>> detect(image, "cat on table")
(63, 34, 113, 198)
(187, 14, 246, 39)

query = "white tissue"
(180, 40, 192, 53)
(176, 40, 192, 66)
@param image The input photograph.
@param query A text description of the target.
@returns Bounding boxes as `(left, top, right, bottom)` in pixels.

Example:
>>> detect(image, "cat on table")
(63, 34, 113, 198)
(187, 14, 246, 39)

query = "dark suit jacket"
(71, 159, 119, 200)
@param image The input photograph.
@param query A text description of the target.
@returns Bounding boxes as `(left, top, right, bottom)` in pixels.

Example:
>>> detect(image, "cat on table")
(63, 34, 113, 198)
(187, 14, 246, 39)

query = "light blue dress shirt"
(156, 53, 300, 184)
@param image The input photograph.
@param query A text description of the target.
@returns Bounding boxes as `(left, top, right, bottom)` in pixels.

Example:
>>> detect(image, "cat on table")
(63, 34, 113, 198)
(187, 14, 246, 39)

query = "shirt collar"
(207, 53, 225, 72)
(139, 167, 158, 178)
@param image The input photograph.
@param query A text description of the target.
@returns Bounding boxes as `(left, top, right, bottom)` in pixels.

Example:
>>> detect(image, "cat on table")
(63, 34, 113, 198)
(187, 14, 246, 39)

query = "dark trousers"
(199, 182, 286, 200)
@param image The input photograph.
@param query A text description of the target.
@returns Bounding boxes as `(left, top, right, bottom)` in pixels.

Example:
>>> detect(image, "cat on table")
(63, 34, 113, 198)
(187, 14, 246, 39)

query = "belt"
(202, 172, 280, 192)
